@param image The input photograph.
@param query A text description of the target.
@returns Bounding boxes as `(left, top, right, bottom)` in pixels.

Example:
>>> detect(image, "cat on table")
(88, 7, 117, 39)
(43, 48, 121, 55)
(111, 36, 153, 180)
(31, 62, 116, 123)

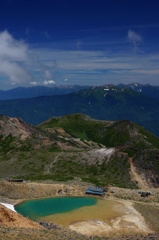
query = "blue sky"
(0, 0, 159, 89)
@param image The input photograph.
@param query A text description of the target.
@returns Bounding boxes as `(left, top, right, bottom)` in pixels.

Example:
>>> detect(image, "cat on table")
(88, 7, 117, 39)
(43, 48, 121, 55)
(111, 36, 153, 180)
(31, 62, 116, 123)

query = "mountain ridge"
(0, 84, 159, 137)
(118, 83, 159, 99)
(1, 82, 159, 100)
(0, 85, 89, 100)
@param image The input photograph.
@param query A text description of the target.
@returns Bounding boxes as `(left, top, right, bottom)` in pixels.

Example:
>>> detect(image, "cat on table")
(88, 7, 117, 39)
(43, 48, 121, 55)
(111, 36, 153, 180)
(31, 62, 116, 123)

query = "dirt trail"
(129, 158, 148, 189)
(45, 152, 62, 174)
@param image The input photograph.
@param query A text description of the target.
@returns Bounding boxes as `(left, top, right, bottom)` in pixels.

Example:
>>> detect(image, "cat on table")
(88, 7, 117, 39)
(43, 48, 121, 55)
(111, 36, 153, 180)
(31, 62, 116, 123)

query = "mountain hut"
(85, 187, 104, 196)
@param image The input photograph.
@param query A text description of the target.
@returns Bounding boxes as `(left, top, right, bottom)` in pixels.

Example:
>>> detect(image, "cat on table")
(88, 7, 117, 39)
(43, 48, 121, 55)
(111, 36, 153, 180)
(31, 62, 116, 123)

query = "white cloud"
(0, 60, 31, 84)
(0, 30, 28, 60)
(33, 48, 159, 86)
(128, 30, 142, 43)
(127, 30, 142, 52)
(44, 70, 52, 79)
(1, 29, 159, 88)
(43, 80, 55, 85)
(0, 30, 32, 85)
(30, 81, 38, 85)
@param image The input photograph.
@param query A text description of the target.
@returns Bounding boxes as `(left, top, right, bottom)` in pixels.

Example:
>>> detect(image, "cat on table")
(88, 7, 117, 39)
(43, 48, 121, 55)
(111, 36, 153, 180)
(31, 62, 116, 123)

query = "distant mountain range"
(0, 83, 159, 137)
(118, 83, 159, 99)
(1, 83, 159, 100)
(0, 114, 159, 187)
(0, 85, 89, 100)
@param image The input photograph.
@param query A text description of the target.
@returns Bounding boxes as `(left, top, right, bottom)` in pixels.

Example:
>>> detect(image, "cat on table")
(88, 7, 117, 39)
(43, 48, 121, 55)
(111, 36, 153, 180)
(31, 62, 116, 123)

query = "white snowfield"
(0, 202, 16, 212)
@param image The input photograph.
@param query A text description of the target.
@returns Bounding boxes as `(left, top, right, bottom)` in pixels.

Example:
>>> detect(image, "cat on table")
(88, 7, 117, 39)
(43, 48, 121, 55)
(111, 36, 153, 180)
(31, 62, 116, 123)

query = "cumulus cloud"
(30, 81, 39, 85)
(0, 30, 27, 60)
(0, 30, 32, 85)
(43, 80, 55, 85)
(127, 30, 142, 52)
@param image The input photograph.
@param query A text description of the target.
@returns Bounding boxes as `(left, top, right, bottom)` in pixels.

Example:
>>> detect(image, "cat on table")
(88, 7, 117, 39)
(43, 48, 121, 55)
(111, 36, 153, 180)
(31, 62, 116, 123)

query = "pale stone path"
(129, 158, 148, 189)
(46, 152, 62, 174)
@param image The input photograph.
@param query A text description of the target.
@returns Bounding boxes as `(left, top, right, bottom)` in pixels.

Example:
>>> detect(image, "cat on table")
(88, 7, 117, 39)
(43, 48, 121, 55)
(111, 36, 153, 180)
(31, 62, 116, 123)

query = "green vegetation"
(0, 134, 16, 153)
(137, 124, 159, 149)
(39, 114, 132, 147)
(40, 114, 159, 148)
(0, 145, 137, 188)
(39, 114, 107, 142)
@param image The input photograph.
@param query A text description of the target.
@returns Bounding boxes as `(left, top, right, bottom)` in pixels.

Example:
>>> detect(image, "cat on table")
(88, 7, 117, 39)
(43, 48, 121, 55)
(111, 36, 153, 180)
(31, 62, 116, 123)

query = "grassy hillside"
(0, 114, 159, 188)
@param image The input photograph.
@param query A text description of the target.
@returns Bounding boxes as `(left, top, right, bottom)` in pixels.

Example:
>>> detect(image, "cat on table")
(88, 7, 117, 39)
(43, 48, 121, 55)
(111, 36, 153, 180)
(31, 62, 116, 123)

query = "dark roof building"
(85, 187, 104, 196)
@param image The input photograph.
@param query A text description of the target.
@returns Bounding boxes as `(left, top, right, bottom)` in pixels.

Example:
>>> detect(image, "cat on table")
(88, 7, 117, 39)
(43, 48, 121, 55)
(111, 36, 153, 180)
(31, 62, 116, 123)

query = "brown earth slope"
(0, 204, 42, 229)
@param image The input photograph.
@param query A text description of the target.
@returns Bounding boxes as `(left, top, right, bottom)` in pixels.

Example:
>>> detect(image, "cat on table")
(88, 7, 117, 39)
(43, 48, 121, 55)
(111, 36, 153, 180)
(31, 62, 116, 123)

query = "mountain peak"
(0, 115, 40, 140)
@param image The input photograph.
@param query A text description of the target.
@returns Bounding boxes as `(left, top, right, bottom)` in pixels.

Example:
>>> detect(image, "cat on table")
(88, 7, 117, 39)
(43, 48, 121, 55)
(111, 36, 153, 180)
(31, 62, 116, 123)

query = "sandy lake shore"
(0, 180, 159, 239)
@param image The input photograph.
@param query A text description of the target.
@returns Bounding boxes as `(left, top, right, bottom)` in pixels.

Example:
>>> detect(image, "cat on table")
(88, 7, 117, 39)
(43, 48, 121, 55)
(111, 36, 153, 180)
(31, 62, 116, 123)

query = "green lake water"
(15, 197, 97, 220)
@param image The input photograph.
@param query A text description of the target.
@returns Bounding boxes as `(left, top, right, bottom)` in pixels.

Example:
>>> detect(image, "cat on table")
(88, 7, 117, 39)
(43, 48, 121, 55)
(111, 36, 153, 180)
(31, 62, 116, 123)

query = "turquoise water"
(15, 197, 97, 220)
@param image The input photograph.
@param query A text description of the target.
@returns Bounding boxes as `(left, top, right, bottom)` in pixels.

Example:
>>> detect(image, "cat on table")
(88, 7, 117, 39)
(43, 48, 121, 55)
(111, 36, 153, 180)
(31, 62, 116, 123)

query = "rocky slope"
(0, 115, 43, 140)
(0, 114, 100, 152)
